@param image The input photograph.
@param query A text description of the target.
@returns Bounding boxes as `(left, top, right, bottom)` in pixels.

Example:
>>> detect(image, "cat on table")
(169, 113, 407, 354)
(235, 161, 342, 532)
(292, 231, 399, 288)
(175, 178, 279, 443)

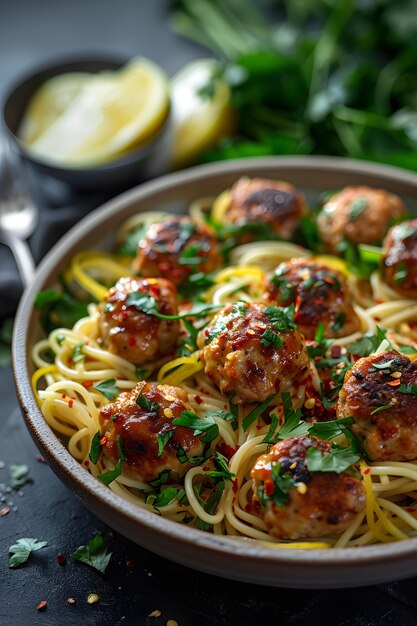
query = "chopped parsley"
(306, 443, 359, 474)
(349, 198, 368, 221)
(89, 432, 101, 464)
(9, 538, 48, 569)
(10, 464, 30, 489)
(330, 312, 346, 332)
(136, 393, 159, 413)
(72, 343, 85, 363)
(397, 383, 417, 396)
(71, 535, 112, 574)
(93, 378, 119, 401)
(204, 451, 235, 480)
(393, 261, 408, 285)
(195, 481, 226, 531)
(257, 461, 297, 508)
(35, 289, 90, 334)
(153, 487, 178, 508)
(261, 328, 283, 349)
(242, 394, 276, 432)
(370, 403, 394, 415)
(172, 410, 219, 443)
(157, 430, 174, 457)
(347, 326, 391, 357)
(264, 304, 296, 332)
(98, 435, 126, 485)
(126, 291, 220, 320)
(278, 392, 309, 439)
(308, 417, 354, 440)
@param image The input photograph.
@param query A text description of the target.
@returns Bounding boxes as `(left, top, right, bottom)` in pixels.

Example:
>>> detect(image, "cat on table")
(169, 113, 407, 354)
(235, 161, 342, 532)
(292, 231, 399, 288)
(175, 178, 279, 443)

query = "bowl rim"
(1, 53, 171, 173)
(13, 155, 417, 587)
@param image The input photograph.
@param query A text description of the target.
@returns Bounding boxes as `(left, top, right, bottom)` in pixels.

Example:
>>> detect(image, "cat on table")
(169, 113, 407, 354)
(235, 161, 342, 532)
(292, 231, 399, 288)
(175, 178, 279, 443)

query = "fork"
(0, 136, 37, 288)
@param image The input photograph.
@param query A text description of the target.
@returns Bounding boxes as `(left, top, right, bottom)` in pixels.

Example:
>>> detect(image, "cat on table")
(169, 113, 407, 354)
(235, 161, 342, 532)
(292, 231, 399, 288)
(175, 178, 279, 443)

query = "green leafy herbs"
(89, 432, 101, 464)
(136, 392, 160, 413)
(152, 487, 178, 508)
(370, 403, 394, 416)
(126, 291, 220, 320)
(242, 394, 276, 432)
(308, 417, 354, 440)
(157, 430, 174, 457)
(204, 451, 235, 480)
(306, 443, 359, 474)
(393, 261, 409, 285)
(115, 224, 145, 256)
(35, 289, 89, 334)
(98, 435, 126, 485)
(72, 343, 85, 363)
(330, 312, 346, 333)
(93, 378, 119, 401)
(0, 317, 13, 368)
(397, 383, 417, 396)
(264, 304, 296, 332)
(10, 464, 30, 489)
(348, 198, 368, 221)
(172, 410, 219, 443)
(9, 538, 48, 569)
(170, 1, 417, 173)
(71, 535, 112, 574)
(347, 326, 391, 357)
(260, 328, 283, 349)
(257, 462, 297, 508)
(195, 481, 226, 531)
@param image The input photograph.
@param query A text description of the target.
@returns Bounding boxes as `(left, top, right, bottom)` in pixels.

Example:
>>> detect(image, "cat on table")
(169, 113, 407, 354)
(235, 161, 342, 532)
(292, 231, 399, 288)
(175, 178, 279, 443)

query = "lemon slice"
(19, 73, 91, 145)
(23, 58, 170, 166)
(170, 59, 235, 169)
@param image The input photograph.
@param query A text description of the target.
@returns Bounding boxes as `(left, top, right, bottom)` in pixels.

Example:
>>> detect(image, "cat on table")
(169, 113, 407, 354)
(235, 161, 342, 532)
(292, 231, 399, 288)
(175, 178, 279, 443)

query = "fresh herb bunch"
(170, 0, 417, 171)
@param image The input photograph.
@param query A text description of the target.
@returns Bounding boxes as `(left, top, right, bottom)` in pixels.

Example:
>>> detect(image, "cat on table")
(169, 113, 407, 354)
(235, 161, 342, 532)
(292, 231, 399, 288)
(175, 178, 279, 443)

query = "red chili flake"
(256, 423, 262, 430)
(387, 380, 401, 387)
(264, 480, 274, 496)
(158, 262, 171, 272)
(295, 295, 302, 312)
(323, 276, 335, 285)
(0, 506, 10, 517)
(68, 398, 74, 408)
(61, 394, 67, 400)
(331, 346, 341, 358)
(314, 298, 324, 305)
(126, 558, 136, 569)
(83, 460, 90, 467)
(202, 466, 210, 472)
(195, 395, 203, 405)
(36, 454, 46, 463)
(244, 503, 253, 513)
(218, 444, 237, 460)
(232, 478, 239, 494)
(56, 553, 66, 566)
(406, 508, 416, 513)
(128, 337, 136, 347)
(100, 436, 107, 446)
(362, 468, 371, 475)
(83, 381, 94, 388)
(37, 601, 47, 611)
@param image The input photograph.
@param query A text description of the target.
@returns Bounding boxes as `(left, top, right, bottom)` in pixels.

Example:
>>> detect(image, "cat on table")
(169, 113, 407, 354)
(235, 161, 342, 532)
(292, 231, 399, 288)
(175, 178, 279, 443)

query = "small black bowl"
(2, 55, 171, 190)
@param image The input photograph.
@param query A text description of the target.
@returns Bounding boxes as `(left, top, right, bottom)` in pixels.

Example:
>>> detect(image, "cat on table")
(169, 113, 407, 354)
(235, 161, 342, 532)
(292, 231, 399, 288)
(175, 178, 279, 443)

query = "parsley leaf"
(9, 538, 48, 569)
(204, 450, 235, 480)
(348, 326, 391, 357)
(264, 304, 296, 332)
(35, 289, 89, 334)
(308, 417, 354, 439)
(349, 198, 368, 221)
(370, 403, 394, 415)
(10, 464, 29, 489)
(172, 410, 219, 443)
(136, 393, 159, 413)
(306, 444, 359, 474)
(89, 432, 101, 464)
(153, 487, 178, 508)
(93, 378, 119, 401)
(261, 328, 283, 349)
(126, 291, 220, 320)
(157, 430, 174, 457)
(72, 344, 85, 363)
(195, 481, 226, 531)
(242, 394, 276, 432)
(98, 435, 126, 485)
(277, 392, 309, 439)
(397, 383, 417, 396)
(71, 535, 112, 574)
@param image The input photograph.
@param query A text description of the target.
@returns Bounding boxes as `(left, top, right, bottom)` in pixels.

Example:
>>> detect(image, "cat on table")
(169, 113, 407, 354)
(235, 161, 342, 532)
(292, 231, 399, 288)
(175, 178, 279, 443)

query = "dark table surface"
(2, 2, 417, 624)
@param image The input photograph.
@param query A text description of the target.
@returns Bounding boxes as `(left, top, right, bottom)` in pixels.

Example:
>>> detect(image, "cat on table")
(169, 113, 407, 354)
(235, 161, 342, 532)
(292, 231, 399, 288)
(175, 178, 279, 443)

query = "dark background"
(2, 1, 417, 624)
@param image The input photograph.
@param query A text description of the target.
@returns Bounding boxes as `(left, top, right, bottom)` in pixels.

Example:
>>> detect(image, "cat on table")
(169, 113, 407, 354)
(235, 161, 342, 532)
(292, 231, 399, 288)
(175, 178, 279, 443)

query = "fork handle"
(1, 231, 35, 288)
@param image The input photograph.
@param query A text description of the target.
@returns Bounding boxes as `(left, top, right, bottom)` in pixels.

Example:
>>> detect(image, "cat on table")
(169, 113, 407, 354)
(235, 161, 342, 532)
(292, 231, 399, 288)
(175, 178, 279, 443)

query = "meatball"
(134, 216, 222, 286)
(338, 350, 417, 461)
(97, 276, 180, 365)
(99, 382, 205, 484)
(317, 186, 406, 253)
(219, 177, 306, 240)
(382, 219, 417, 297)
(251, 435, 365, 540)
(197, 301, 309, 404)
(265, 258, 361, 339)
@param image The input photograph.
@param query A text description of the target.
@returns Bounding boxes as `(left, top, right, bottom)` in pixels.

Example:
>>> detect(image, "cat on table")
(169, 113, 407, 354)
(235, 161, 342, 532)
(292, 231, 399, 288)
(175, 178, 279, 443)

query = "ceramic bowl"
(13, 156, 417, 588)
(2, 56, 171, 190)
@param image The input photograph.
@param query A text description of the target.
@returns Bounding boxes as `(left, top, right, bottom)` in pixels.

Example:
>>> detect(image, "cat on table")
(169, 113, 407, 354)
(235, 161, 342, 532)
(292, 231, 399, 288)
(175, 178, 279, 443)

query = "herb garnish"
(157, 430, 174, 457)
(264, 304, 296, 332)
(35, 289, 89, 334)
(89, 432, 101, 464)
(9, 538, 48, 569)
(136, 392, 159, 413)
(242, 394, 276, 432)
(306, 443, 359, 474)
(98, 435, 126, 485)
(93, 378, 119, 401)
(204, 451, 235, 480)
(347, 326, 391, 357)
(261, 328, 283, 349)
(10, 464, 30, 489)
(72, 343, 85, 363)
(126, 291, 220, 320)
(349, 198, 368, 221)
(371, 404, 394, 415)
(257, 462, 297, 508)
(172, 410, 219, 443)
(71, 535, 112, 574)
(397, 383, 417, 396)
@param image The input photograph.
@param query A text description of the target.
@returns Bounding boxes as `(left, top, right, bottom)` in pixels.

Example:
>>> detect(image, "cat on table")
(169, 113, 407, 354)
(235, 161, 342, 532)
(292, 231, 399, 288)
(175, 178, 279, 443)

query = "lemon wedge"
(170, 59, 235, 169)
(21, 58, 170, 166)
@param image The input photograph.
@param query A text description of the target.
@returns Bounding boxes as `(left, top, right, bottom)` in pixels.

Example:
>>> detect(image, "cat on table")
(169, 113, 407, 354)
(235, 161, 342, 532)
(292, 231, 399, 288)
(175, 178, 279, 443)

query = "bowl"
(2, 56, 171, 190)
(13, 156, 417, 588)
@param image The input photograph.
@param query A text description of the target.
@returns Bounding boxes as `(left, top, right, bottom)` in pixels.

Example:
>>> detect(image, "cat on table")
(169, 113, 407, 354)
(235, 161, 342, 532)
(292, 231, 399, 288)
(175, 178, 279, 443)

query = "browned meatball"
(97, 276, 180, 365)
(251, 435, 365, 540)
(338, 350, 417, 461)
(99, 382, 205, 484)
(197, 302, 309, 404)
(317, 186, 406, 253)
(134, 216, 222, 286)
(382, 220, 417, 297)
(265, 258, 361, 339)
(220, 177, 306, 240)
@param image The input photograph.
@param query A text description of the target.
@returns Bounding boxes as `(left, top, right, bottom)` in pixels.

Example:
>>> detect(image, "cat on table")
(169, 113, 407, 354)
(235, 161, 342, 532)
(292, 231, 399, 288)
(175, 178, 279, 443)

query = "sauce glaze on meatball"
(197, 302, 309, 404)
(220, 177, 306, 240)
(98, 276, 179, 365)
(134, 216, 222, 286)
(382, 220, 417, 297)
(317, 186, 406, 253)
(251, 435, 365, 540)
(338, 350, 417, 461)
(265, 258, 360, 339)
(99, 382, 205, 483)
